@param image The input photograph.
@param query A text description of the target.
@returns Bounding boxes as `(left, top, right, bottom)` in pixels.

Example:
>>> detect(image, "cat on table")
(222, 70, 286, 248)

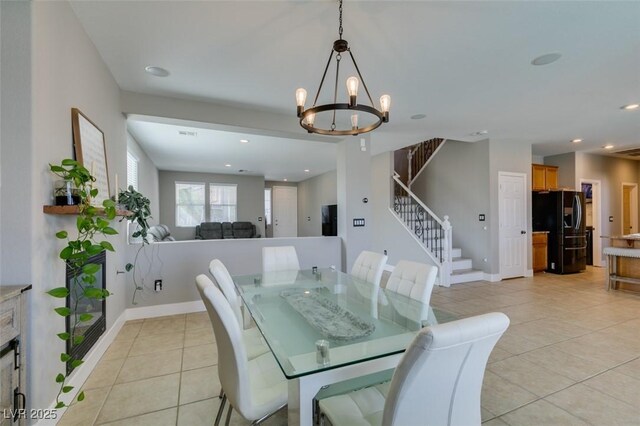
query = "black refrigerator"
(533, 190, 586, 274)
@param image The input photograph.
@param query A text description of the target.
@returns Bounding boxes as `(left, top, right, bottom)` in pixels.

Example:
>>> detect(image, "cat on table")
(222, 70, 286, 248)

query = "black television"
(321, 204, 337, 236)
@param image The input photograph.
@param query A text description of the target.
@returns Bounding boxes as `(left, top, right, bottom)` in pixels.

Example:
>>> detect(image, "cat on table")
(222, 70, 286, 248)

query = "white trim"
(621, 182, 638, 235)
(524, 269, 534, 277)
(125, 300, 205, 321)
(580, 179, 603, 267)
(408, 139, 447, 188)
(38, 301, 206, 425)
(483, 272, 502, 282)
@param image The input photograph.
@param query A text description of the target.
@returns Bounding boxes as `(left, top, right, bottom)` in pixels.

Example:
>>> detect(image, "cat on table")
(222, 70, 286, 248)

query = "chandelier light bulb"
(305, 113, 315, 127)
(351, 114, 358, 131)
(296, 88, 307, 117)
(346, 76, 359, 107)
(380, 94, 391, 122)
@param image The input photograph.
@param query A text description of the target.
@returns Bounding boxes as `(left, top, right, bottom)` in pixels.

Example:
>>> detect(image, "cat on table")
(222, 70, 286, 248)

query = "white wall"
(3, 1, 130, 412)
(158, 170, 265, 240)
(124, 237, 342, 308)
(297, 170, 337, 237)
(126, 132, 160, 220)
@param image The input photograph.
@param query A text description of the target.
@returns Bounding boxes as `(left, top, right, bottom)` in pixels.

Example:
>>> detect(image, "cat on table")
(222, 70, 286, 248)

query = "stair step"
(450, 269, 484, 284)
(452, 257, 472, 271)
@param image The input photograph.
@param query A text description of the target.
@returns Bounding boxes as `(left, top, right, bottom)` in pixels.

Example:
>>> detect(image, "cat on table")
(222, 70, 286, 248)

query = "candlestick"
(115, 173, 119, 203)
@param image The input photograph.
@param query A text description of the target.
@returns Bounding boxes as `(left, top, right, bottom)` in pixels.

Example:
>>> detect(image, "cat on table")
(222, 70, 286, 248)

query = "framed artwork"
(72, 108, 110, 206)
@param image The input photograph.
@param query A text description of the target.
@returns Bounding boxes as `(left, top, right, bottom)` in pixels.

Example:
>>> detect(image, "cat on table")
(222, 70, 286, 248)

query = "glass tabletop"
(233, 268, 457, 379)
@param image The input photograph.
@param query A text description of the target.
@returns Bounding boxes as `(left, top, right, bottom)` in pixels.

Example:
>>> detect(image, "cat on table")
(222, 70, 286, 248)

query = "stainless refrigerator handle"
(566, 246, 587, 250)
(575, 194, 582, 231)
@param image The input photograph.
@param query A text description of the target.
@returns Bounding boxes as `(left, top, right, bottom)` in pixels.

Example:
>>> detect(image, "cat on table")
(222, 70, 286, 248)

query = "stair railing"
(392, 172, 452, 286)
(408, 138, 445, 189)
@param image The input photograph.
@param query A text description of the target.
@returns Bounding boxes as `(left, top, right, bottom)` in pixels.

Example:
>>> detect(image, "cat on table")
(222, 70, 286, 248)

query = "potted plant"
(46, 159, 117, 408)
(117, 186, 152, 305)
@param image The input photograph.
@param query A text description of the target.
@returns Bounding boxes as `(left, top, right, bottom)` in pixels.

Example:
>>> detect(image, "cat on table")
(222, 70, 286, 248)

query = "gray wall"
(159, 171, 265, 241)
(297, 170, 337, 237)
(125, 237, 342, 308)
(1, 1, 130, 411)
(126, 132, 160, 221)
(412, 140, 491, 273)
(545, 152, 577, 189)
(370, 151, 438, 268)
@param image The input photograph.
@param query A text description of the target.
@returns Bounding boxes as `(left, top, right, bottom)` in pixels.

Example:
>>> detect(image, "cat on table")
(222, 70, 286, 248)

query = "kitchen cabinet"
(532, 164, 558, 191)
(532, 232, 548, 272)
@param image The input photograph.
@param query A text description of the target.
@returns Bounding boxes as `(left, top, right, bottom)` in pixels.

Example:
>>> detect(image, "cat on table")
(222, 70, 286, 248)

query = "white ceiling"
(70, 0, 640, 172)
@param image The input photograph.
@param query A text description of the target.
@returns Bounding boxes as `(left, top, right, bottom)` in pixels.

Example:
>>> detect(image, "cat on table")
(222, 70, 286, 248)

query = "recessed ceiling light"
(144, 66, 170, 77)
(283, 178, 288, 182)
(470, 130, 489, 137)
(531, 53, 562, 66)
(621, 103, 639, 110)
(304, 169, 310, 173)
(603, 144, 614, 150)
(571, 138, 583, 143)
(410, 114, 426, 120)
(240, 139, 249, 143)
(225, 164, 231, 167)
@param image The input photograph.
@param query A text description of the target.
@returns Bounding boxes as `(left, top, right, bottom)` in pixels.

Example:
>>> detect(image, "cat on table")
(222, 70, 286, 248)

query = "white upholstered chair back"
(382, 312, 510, 426)
(386, 260, 438, 304)
(209, 259, 243, 328)
(350, 251, 388, 287)
(196, 275, 256, 419)
(262, 246, 300, 272)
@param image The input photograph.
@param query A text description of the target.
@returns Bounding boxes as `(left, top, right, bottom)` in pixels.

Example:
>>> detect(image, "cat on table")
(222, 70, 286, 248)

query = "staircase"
(391, 139, 484, 286)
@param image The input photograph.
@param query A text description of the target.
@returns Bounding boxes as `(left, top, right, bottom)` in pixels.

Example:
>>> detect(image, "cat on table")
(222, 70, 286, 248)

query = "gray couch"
(195, 221, 260, 239)
(147, 224, 176, 242)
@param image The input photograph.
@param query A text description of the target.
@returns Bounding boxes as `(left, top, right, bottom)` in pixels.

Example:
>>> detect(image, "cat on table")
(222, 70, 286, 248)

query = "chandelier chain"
(338, 0, 343, 39)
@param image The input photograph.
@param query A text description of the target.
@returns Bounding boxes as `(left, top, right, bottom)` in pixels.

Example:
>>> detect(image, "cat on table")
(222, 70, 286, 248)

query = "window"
(175, 182, 205, 227)
(209, 184, 237, 222)
(264, 188, 272, 225)
(126, 151, 139, 191)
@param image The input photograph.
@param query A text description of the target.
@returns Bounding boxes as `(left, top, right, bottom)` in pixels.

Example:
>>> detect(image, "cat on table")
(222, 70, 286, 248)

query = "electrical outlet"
(154, 279, 163, 292)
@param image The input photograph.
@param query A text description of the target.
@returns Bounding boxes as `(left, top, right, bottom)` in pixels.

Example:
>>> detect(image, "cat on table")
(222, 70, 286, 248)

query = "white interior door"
(273, 186, 298, 237)
(622, 183, 638, 235)
(499, 172, 527, 279)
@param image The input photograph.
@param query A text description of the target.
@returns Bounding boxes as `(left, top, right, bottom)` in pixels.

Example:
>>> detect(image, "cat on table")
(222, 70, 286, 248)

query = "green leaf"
(56, 230, 68, 239)
(79, 313, 93, 322)
(73, 335, 85, 346)
(62, 386, 74, 393)
(103, 199, 115, 208)
(106, 209, 116, 220)
(125, 263, 134, 272)
(54, 307, 71, 317)
(60, 246, 73, 260)
(83, 274, 96, 285)
(47, 287, 69, 298)
(60, 353, 71, 362)
(61, 159, 77, 166)
(100, 241, 114, 251)
(71, 359, 84, 369)
(77, 391, 85, 402)
(55, 373, 65, 383)
(90, 188, 98, 197)
(102, 227, 118, 235)
(50, 165, 65, 172)
(55, 401, 66, 409)
(87, 244, 103, 255)
(57, 332, 70, 341)
(103, 289, 111, 298)
(84, 288, 104, 299)
(82, 263, 100, 275)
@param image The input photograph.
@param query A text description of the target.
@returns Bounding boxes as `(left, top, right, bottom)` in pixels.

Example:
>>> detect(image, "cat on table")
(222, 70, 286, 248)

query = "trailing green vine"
(46, 159, 117, 408)
(117, 186, 152, 305)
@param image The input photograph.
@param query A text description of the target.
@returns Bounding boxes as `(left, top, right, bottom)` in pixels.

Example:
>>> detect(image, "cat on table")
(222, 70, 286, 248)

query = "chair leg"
(214, 394, 226, 426)
(218, 388, 224, 399)
(224, 403, 233, 426)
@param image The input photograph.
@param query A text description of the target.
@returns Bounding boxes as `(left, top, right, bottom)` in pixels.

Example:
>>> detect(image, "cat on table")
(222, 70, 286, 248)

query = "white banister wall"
(124, 237, 343, 308)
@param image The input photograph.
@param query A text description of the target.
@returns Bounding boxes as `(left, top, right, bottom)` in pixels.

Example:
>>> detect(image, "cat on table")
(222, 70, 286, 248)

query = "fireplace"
(65, 251, 106, 373)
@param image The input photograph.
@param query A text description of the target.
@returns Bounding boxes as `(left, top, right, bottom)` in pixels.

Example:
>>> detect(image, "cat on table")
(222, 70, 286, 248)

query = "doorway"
(498, 172, 527, 279)
(580, 179, 602, 267)
(622, 183, 638, 235)
(272, 186, 298, 237)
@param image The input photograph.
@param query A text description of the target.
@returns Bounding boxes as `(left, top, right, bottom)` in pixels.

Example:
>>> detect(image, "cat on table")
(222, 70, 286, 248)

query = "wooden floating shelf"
(43, 205, 132, 217)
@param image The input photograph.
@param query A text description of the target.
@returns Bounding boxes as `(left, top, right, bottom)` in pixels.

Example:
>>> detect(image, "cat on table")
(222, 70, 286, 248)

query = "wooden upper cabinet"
(532, 164, 558, 191)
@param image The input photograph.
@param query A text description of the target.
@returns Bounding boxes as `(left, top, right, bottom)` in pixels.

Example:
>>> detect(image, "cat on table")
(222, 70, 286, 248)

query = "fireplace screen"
(66, 251, 106, 373)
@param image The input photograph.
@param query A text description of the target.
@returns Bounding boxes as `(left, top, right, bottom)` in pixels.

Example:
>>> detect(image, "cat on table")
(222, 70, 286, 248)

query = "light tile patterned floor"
(59, 267, 640, 425)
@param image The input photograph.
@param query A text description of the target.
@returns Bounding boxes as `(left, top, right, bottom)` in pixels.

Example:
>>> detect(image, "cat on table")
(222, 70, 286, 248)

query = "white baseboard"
(39, 300, 205, 425)
(525, 269, 534, 277)
(483, 273, 502, 282)
(125, 300, 205, 321)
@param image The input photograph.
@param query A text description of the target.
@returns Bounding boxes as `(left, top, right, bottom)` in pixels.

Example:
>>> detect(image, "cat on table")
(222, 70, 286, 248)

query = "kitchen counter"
(603, 235, 640, 249)
(603, 236, 640, 292)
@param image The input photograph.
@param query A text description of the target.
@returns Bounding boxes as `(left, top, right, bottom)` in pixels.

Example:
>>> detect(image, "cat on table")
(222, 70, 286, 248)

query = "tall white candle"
(115, 173, 119, 203)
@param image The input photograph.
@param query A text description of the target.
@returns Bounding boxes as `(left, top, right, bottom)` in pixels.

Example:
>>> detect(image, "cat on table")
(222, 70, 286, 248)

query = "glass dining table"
(233, 268, 457, 426)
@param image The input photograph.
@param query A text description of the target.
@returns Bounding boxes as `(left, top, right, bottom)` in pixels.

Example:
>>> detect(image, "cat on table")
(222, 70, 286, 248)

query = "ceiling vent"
(178, 130, 198, 137)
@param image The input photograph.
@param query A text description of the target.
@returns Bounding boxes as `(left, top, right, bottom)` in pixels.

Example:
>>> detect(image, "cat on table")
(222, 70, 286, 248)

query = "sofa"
(147, 224, 176, 242)
(195, 221, 260, 239)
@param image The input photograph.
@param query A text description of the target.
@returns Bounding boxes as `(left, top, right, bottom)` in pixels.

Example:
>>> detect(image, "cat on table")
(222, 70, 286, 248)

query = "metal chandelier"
(295, 0, 390, 136)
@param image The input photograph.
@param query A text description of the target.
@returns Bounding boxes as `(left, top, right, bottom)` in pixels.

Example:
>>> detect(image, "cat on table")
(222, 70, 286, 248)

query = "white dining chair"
(385, 260, 438, 304)
(318, 312, 510, 426)
(196, 275, 288, 426)
(351, 250, 388, 287)
(206, 260, 269, 361)
(262, 245, 300, 272)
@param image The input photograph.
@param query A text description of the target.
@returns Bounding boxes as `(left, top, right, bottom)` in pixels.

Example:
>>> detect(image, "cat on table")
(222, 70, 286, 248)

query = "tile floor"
(59, 267, 640, 425)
